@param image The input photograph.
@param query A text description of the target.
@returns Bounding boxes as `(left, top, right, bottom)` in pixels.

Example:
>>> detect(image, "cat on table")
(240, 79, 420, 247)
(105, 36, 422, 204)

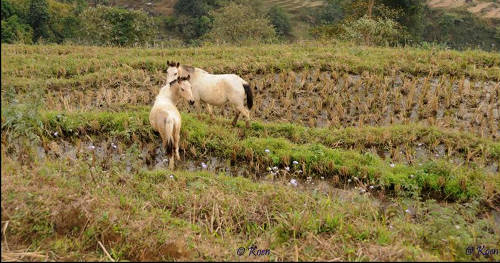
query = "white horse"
(149, 75, 194, 169)
(166, 61, 254, 128)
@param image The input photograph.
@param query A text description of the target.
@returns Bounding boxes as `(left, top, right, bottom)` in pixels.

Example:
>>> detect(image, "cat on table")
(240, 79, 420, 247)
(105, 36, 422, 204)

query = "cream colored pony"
(150, 75, 194, 169)
(166, 61, 254, 128)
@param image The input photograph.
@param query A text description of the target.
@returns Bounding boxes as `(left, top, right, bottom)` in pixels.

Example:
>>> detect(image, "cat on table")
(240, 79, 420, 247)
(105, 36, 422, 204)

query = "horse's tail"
(243, 83, 253, 110)
(162, 117, 175, 156)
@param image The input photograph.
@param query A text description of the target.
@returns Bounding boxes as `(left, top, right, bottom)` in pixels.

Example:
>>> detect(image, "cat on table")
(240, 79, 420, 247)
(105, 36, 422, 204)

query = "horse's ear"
(166, 60, 169, 65)
(176, 62, 180, 68)
(186, 74, 190, 80)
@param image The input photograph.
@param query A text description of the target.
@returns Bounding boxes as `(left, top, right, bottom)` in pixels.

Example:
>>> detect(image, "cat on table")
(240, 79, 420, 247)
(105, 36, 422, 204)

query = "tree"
(173, 0, 223, 40)
(379, 0, 425, 40)
(339, 15, 403, 46)
(29, 0, 50, 42)
(174, 0, 220, 17)
(316, 0, 345, 25)
(267, 6, 292, 38)
(1, 15, 33, 43)
(1, 0, 15, 19)
(205, 3, 276, 45)
(173, 15, 212, 40)
(79, 6, 158, 46)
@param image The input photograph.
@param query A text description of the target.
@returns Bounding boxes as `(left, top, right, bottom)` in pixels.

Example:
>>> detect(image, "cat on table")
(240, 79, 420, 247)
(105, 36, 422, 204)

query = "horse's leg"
(174, 123, 181, 160)
(206, 103, 215, 120)
(232, 111, 240, 127)
(168, 154, 175, 170)
(195, 100, 202, 119)
(236, 105, 251, 129)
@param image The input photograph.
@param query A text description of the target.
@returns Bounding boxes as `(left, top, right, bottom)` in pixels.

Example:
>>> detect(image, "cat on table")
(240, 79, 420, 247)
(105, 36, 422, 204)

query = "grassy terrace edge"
(2, 42, 499, 82)
(3, 107, 499, 202)
(3, 159, 499, 261)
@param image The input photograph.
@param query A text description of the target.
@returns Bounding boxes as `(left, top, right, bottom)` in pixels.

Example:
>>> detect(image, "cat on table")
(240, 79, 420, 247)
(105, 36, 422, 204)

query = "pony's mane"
(168, 76, 190, 86)
(181, 65, 195, 73)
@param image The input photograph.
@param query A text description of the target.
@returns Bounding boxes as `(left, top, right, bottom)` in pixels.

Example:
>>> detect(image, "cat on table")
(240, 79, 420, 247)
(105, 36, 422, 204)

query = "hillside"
(428, 0, 500, 20)
(105, 0, 500, 21)
(108, 0, 176, 16)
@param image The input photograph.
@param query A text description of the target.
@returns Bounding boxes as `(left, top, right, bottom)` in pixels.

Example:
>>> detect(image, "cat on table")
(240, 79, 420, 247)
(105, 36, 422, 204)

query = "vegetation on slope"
(2, 146, 500, 261)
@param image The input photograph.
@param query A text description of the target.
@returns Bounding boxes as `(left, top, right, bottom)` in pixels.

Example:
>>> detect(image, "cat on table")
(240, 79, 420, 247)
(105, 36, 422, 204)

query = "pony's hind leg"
(206, 103, 215, 120)
(195, 100, 202, 119)
(232, 111, 240, 127)
(236, 105, 251, 128)
(174, 123, 181, 160)
(168, 155, 175, 170)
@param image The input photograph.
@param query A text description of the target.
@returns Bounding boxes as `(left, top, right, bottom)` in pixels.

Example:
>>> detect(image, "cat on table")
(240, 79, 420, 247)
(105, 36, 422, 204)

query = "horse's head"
(166, 60, 181, 83)
(171, 75, 194, 105)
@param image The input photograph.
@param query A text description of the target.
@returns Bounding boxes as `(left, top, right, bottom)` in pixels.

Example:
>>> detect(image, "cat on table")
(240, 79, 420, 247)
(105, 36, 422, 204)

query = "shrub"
(78, 5, 158, 46)
(29, 0, 51, 42)
(204, 3, 276, 45)
(267, 6, 292, 38)
(2, 0, 16, 19)
(339, 15, 404, 46)
(172, 14, 211, 40)
(422, 9, 500, 51)
(1, 15, 33, 44)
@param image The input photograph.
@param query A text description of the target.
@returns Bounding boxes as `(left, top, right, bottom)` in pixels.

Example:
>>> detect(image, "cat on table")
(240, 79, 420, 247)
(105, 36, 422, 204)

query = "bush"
(1, 15, 33, 44)
(47, 0, 82, 43)
(316, 0, 345, 25)
(267, 6, 292, 38)
(339, 15, 404, 46)
(29, 0, 51, 42)
(173, 14, 211, 40)
(174, 0, 219, 17)
(422, 9, 500, 51)
(204, 3, 276, 45)
(78, 5, 158, 46)
(2, 0, 16, 19)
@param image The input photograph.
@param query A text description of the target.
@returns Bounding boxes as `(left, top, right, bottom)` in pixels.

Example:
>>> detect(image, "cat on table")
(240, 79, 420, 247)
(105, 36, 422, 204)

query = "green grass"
(3, 107, 498, 202)
(2, 42, 499, 261)
(2, 42, 499, 93)
(2, 152, 499, 261)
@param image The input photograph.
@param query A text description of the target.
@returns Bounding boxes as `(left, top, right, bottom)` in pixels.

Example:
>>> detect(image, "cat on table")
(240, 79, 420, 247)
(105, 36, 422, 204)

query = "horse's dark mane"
(182, 65, 195, 74)
(168, 76, 190, 86)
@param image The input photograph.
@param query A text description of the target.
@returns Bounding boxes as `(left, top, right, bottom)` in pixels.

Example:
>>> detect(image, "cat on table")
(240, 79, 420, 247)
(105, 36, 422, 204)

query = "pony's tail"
(162, 117, 175, 156)
(243, 83, 253, 110)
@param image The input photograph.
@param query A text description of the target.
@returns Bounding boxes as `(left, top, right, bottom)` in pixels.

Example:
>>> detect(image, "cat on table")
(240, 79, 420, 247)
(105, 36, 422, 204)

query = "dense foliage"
(78, 5, 157, 46)
(1, 0, 499, 50)
(204, 3, 276, 45)
(267, 6, 292, 38)
(339, 15, 404, 46)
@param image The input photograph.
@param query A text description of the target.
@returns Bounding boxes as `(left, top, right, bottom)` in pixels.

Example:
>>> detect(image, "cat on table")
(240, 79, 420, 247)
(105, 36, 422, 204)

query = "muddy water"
(16, 137, 499, 229)
(37, 136, 499, 188)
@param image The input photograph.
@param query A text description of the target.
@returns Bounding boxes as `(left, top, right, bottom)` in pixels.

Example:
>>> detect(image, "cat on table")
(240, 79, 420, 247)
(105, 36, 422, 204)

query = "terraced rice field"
(428, 0, 500, 19)
(265, 0, 325, 13)
(1, 42, 500, 261)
